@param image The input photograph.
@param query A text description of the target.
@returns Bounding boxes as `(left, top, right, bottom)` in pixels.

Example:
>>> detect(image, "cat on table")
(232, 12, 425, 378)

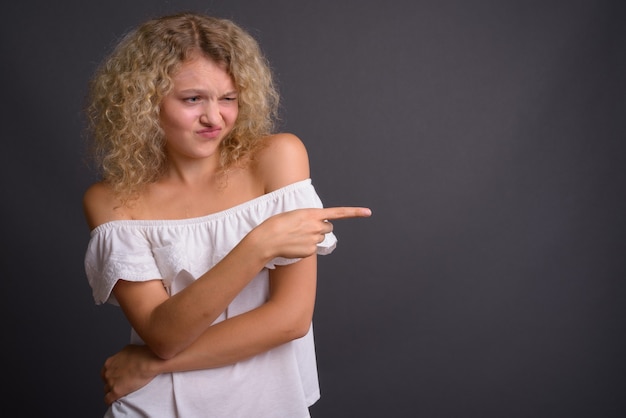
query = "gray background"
(2, 0, 625, 416)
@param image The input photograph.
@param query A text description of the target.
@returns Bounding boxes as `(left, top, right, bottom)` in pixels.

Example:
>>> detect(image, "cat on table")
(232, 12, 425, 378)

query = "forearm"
(116, 204, 345, 359)
(122, 231, 272, 359)
(157, 302, 310, 374)
(157, 234, 268, 326)
(102, 298, 314, 404)
(149, 257, 316, 375)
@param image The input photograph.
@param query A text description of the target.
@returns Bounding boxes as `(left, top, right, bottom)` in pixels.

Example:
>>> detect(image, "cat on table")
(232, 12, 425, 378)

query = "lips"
(196, 127, 222, 139)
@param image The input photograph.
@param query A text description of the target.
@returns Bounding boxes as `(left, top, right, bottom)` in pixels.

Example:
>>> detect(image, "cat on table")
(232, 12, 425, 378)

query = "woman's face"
(159, 55, 239, 161)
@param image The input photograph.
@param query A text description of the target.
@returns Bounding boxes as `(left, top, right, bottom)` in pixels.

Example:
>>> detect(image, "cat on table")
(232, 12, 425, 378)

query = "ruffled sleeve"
(83, 179, 337, 305)
(84, 225, 162, 305)
(246, 179, 337, 269)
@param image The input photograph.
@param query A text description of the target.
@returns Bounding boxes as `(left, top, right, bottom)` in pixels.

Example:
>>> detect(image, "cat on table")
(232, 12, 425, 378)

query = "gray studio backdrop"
(2, 0, 624, 417)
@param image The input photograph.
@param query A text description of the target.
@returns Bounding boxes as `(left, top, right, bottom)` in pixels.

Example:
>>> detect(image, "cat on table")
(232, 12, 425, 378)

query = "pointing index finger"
(321, 207, 372, 220)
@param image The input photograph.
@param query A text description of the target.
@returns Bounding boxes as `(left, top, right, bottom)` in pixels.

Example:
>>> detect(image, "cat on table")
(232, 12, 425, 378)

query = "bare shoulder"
(255, 133, 311, 193)
(82, 182, 130, 230)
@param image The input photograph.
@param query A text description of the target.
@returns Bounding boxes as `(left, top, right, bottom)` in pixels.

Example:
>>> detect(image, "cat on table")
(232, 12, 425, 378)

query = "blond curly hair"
(86, 12, 279, 202)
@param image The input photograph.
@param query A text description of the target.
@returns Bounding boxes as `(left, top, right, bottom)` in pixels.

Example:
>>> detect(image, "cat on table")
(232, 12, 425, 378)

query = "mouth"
(197, 127, 222, 139)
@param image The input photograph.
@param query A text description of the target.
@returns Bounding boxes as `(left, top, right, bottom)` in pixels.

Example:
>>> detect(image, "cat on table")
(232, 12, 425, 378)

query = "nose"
(199, 101, 221, 125)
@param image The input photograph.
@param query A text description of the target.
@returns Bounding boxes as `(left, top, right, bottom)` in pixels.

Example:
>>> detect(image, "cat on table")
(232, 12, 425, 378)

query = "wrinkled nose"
(199, 101, 221, 125)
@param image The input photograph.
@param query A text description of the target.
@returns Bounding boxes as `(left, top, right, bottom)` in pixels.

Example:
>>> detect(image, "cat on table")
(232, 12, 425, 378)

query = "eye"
(184, 96, 202, 103)
(221, 96, 238, 102)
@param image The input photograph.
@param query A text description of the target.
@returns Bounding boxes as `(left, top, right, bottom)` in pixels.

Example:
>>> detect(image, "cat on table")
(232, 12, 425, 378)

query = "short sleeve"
(83, 179, 338, 303)
(260, 180, 338, 269)
(84, 225, 162, 305)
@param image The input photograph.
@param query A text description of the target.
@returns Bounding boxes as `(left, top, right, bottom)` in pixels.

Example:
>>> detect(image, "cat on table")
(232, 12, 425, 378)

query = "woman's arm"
(94, 201, 366, 360)
(95, 133, 370, 402)
(102, 254, 317, 405)
(104, 133, 325, 359)
(83, 133, 312, 359)
(159, 253, 318, 369)
(111, 233, 274, 359)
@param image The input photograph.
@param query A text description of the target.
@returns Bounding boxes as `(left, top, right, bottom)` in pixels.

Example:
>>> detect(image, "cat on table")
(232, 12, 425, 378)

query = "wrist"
(240, 227, 274, 265)
(146, 349, 167, 376)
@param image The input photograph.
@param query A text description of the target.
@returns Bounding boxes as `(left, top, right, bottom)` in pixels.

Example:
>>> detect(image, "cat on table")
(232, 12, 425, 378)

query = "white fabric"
(84, 179, 337, 418)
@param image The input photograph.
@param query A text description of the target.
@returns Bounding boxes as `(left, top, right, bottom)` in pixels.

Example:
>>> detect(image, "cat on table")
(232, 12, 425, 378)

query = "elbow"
(293, 318, 312, 339)
(292, 326, 311, 340)
(147, 341, 181, 361)
(154, 349, 177, 361)
(269, 300, 315, 341)
(278, 324, 310, 343)
(281, 313, 313, 341)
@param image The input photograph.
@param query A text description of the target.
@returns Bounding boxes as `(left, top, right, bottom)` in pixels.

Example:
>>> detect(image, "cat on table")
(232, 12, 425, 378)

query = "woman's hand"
(100, 206, 371, 404)
(102, 344, 161, 405)
(250, 207, 372, 260)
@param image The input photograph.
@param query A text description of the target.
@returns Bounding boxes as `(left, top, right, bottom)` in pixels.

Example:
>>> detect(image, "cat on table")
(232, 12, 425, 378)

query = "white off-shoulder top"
(84, 179, 337, 418)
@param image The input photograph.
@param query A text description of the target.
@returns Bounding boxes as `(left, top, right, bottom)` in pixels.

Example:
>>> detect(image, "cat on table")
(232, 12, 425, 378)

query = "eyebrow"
(177, 89, 238, 97)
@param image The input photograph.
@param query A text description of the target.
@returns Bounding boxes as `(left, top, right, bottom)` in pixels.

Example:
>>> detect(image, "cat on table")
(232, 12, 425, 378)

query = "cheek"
(227, 107, 239, 125)
(161, 107, 196, 132)
(159, 116, 178, 139)
(159, 103, 176, 130)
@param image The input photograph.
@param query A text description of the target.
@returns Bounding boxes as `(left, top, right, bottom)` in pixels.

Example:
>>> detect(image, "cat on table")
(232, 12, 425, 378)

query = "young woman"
(83, 12, 370, 417)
